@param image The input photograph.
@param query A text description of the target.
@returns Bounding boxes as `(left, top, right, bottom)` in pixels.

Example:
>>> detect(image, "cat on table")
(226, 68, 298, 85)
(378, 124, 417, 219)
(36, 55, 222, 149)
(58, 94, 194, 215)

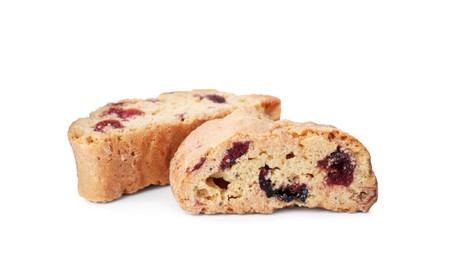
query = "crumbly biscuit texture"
(68, 90, 281, 202)
(170, 110, 377, 214)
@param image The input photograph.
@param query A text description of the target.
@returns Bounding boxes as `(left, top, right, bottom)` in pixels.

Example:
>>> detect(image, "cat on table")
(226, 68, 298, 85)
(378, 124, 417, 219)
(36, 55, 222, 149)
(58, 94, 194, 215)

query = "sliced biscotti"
(170, 109, 377, 214)
(68, 90, 280, 202)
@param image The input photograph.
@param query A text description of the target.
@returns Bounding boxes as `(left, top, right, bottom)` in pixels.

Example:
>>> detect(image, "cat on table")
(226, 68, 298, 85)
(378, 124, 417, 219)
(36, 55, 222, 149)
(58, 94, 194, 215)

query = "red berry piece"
(94, 119, 124, 133)
(194, 94, 226, 103)
(103, 107, 144, 120)
(119, 108, 144, 119)
(317, 146, 355, 187)
(102, 107, 123, 117)
(190, 157, 206, 172)
(204, 94, 226, 103)
(220, 141, 251, 170)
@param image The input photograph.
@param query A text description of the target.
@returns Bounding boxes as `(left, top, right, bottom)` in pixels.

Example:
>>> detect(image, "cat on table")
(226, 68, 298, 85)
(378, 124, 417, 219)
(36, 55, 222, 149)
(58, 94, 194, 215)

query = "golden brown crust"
(68, 90, 281, 202)
(170, 109, 378, 214)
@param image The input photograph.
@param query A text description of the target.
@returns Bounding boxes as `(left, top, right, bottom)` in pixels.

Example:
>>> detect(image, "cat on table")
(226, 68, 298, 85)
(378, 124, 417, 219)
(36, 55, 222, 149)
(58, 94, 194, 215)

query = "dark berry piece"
(194, 94, 227, 103)
(103, 107, 144, 120)
(258, 165, 274, 197)
(220, 141, 251, 170)
(204, 94, 226, 103)
(258, 165, 309, 203)
(190, 157, 206, 172)
(274, 183, 308, 202)
(317, 146, 355, 187)
(94, 119, 124, 133)
(120, 108, 144, 119)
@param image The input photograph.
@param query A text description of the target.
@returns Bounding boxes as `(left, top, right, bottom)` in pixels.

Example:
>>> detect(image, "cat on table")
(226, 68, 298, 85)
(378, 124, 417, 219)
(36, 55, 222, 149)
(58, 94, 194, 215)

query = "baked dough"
(170, 109, 377, 213)
(68, 90, 280, 202)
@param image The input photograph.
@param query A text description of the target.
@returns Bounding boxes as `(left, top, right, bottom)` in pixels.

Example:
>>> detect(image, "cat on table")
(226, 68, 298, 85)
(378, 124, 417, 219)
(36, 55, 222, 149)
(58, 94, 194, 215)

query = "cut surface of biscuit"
(170, 110, 377, 214)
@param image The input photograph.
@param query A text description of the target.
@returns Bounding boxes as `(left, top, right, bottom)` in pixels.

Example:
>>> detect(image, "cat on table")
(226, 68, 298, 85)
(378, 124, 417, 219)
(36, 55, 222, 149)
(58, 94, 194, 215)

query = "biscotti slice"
(170, 109, 377, 214)
(68, 90, 280, 202)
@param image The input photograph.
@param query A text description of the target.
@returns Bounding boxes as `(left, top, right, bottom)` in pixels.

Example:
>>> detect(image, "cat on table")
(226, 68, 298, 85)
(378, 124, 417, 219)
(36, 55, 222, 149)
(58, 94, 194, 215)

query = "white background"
(1, 1, 452, 259)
